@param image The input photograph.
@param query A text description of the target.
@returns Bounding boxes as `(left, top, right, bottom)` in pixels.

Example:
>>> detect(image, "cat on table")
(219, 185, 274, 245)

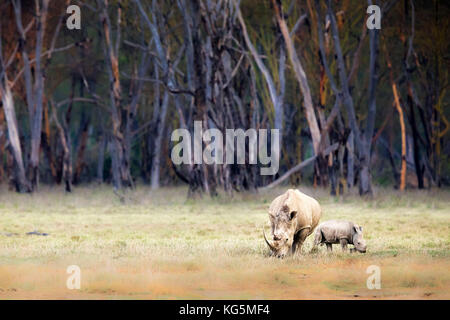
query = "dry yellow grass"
(0, 185, 449, 299)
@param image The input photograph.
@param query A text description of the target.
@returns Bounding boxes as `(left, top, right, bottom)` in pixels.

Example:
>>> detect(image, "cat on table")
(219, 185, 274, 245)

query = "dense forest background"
(0, 0, 448, 196)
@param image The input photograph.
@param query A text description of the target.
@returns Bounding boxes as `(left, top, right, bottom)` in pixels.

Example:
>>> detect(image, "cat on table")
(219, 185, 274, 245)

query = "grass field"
(0, 185, 449, 299)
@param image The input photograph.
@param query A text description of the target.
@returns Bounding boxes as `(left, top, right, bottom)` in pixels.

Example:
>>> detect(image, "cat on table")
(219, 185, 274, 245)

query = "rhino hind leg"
(326, 243, 333, 252)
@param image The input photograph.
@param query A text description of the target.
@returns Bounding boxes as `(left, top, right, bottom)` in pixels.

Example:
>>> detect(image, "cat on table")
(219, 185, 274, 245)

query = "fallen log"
(259, 143, 339, 191)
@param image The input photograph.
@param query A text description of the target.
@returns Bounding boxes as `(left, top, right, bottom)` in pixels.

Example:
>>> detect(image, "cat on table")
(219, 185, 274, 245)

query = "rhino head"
(264, 201, 298, 258)
(352, 224, 367, 253)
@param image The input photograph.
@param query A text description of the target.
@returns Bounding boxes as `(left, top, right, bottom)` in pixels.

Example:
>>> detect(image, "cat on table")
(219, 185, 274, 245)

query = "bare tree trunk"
(314, 0, 350, 191)
(99, 0, 133, 189)
(29, 0, 50, 190)
(407, 86, 424, 189)
(6, 145, 15, 190)
(328, 151, 338, 196)
(124, 25, 150, 170)
(360, 1, 379, 195)
(236, 4, 285, 148)
(136, 0, 185, 190)
(0, 97, 6, 182)
(324, 0, 380, 195)
(0, 5, 26, 188)
(236, 2, 289, 192)
(381, 135, 400, 188)
(73, 112, 90, 184)
(109, 140, 121, 190)
(271, 0, 321, 155)
(10, 0, 70, 190)
(346, 131, 355, 188)
(51, 101, 72, 192)
(0, 84, 30, 192)
(404, 0, 424, 189)
(96, 134, 106, 184)
(385, 45, 406, 191)
(42, 100, 57, 182)
(12, 0, 34, 124)
(392, 84, 407, 191)
(326, 0, 362, 152)
(12, 0, 50, 190)
(150, 91, 169, 190)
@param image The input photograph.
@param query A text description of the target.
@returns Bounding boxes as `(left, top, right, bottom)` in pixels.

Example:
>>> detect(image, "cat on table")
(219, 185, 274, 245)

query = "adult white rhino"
(264, 189, 322, 257)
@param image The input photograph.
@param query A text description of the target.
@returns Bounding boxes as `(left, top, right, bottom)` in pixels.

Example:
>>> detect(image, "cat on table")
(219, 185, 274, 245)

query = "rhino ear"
(353, 225, 360, 234)
(359, 226, 363, 232)
(290, 211, 297, 220)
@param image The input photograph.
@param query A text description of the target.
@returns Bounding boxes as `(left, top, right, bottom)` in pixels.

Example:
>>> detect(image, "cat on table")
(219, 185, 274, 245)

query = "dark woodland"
(0, 0, 449, 197)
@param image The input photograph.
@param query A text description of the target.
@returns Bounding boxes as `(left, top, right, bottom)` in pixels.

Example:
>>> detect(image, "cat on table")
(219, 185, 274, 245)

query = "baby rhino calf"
(313, 220, 367, 253)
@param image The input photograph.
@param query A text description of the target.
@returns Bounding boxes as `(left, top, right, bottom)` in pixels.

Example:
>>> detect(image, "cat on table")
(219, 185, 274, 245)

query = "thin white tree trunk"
(0, 84, 29, 192)
(150, 91, 169, 190)
(272, 0, 321, 155)
(237, 5, 285, 139)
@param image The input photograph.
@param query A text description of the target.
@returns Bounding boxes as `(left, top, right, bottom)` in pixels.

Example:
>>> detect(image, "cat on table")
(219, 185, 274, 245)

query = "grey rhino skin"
(313, 220, 367, 253)
(264, 189, 322, 258)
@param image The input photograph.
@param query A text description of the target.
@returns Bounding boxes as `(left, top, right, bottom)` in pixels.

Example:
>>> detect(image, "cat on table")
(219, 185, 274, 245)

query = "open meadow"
(0, 185, 449, 299)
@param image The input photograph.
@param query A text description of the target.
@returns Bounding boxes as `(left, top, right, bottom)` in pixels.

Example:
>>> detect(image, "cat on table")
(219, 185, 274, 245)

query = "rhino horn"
(263, 226, 276, 253)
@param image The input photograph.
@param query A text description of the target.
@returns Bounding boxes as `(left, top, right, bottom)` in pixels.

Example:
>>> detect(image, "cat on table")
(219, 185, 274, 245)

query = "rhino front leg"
(339, 239, 348, 251)
(292, 228, 310, 256)
(326, 243, 333, 252)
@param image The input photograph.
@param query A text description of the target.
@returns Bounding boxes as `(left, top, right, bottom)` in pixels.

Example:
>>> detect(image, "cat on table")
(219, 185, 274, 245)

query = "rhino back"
(291, 189, 322, 235)
(268, 189, 322, 236)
